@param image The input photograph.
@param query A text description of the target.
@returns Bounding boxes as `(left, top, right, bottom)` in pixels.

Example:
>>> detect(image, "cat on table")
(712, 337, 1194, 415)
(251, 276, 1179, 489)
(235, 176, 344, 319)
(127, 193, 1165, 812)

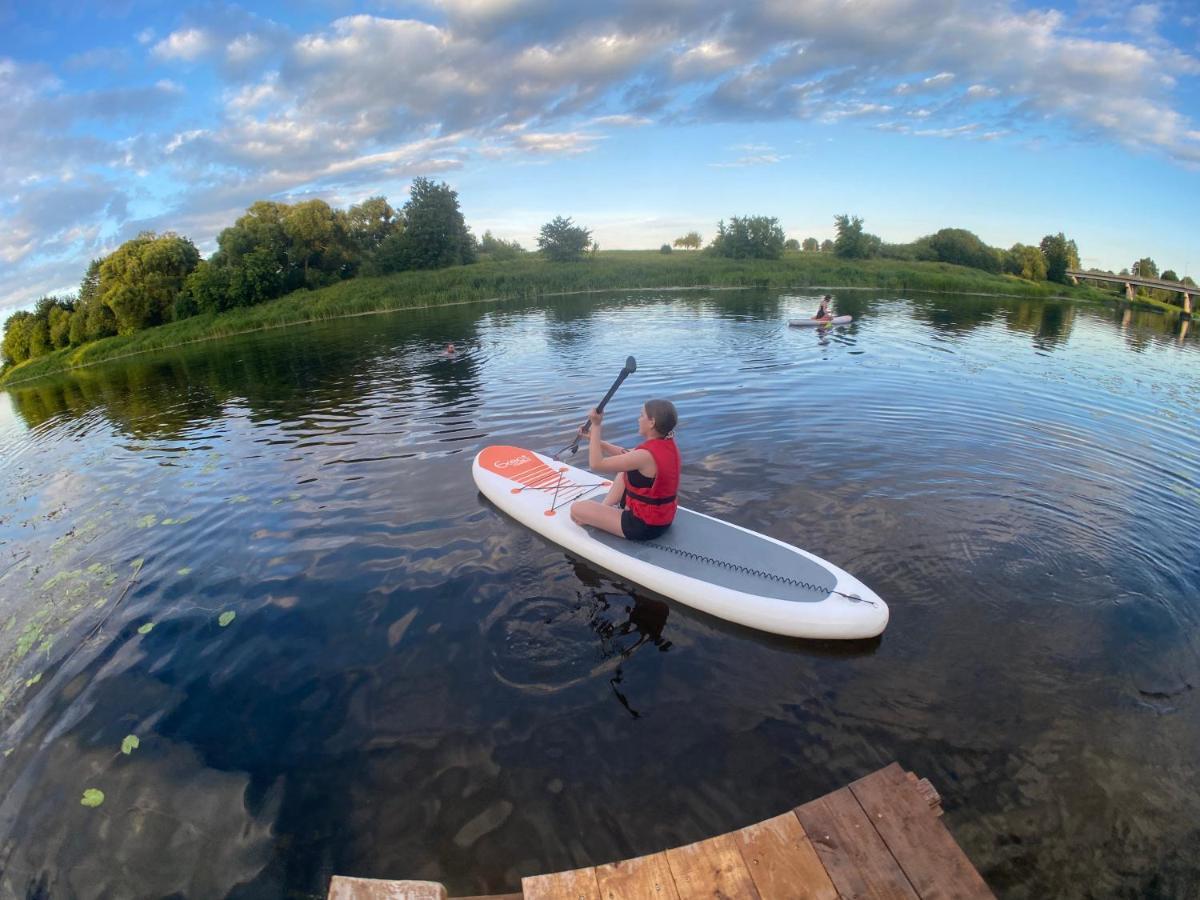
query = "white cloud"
(710, 142, 789, 166)
(966, 84, 1001, 99)
(152, 28, 216, 62)
(227, 34, 268, 66)
(513, 131, 602, 154)
(589, 114, 651, 127)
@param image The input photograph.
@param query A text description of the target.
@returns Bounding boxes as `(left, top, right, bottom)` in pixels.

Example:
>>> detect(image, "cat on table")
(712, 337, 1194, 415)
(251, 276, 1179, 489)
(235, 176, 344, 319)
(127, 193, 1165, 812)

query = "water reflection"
(0, 288, 1197, 899)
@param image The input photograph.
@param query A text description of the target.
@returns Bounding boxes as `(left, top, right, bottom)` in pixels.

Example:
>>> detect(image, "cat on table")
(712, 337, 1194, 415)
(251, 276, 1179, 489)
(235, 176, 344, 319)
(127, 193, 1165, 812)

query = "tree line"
(2, 180, 602, 370)
(3, 187, 1184, 371)
(665, 213, 1096, 289)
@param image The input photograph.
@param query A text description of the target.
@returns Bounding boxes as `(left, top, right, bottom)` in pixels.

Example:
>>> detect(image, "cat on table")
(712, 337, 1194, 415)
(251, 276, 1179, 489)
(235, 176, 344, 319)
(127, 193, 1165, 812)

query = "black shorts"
(621, 509, 671, 541)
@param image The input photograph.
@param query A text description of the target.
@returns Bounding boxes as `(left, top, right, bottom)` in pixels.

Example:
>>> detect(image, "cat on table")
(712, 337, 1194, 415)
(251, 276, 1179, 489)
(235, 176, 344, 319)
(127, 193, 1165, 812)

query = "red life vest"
(625, 438, 680, 527)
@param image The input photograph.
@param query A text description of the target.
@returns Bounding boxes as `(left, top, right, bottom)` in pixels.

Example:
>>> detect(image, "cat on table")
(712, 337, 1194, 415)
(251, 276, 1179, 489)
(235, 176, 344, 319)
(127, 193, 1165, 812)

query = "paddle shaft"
(557, 357, 637, 458)
(580, 367, 632, 436)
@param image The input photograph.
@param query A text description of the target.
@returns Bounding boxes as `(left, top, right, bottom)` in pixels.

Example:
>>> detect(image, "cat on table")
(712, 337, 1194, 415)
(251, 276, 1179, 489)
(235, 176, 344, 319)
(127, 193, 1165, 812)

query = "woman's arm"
(590, 446, 654, 475)
(586, 409, 654, 475)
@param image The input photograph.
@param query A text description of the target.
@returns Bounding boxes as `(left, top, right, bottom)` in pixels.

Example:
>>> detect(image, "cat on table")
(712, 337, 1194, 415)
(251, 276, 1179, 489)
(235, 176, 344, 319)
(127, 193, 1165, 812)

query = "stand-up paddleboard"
(789, 315, 853, 327)
(473, 446, 888, 639)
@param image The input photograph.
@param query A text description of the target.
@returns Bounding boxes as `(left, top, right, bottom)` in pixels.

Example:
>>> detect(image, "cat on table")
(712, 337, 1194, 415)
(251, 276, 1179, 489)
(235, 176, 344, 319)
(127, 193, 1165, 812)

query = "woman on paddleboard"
(569, 399, 680, 541)
(814, 294, 832, 320)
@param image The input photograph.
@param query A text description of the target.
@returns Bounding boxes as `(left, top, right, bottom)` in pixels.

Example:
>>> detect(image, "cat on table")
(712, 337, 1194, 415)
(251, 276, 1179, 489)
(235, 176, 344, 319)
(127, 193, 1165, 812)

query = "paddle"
(553, 355, 637, 460)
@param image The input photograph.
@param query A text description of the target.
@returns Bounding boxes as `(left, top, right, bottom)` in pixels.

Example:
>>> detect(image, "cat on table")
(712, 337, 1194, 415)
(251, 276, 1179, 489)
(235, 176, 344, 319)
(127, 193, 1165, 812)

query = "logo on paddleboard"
(495, 454, 533, 469)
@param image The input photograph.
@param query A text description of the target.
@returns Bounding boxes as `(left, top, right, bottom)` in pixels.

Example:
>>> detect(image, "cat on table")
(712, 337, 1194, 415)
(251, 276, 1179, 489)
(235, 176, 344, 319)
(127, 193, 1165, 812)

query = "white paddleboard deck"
(473, 446, 888, 639)
(789, 315, 853, 327)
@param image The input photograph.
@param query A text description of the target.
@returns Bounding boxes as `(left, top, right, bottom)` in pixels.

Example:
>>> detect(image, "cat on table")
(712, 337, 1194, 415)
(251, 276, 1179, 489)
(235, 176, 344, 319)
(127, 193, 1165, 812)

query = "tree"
(784, 238, 800, 252)
(1004, 244, 1047, 281)
(802, 237, 819, 252)
(538, 216, 593, 262)
(1132, 257, 1158, 278)
(373, 178, 475, 273)
(709, 216, 785, 259)
(1161, 269, 1178, 283)
(70, 258, 108, 344)
(99, 232, 200, 334)
(923, 228, 1002, 273)
(478, 231, 525, 260)
(283, 199, 355, 288)
(216, 201, 294, 295)
(1, 311, 34, 366)
(345, 196, 399, 256)
(48, 303, 74, 349)
(660, 243, 673, 254)
(833, 215, 881, 259)
(1039, 233, 1079, 284)
(673, 231, 702, 250)
(820, 239, 834, 253)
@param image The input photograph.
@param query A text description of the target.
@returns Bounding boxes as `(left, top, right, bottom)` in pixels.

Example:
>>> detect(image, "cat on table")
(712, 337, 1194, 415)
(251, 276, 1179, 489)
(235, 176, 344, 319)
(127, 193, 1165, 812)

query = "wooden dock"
(328, 762, 994, 899)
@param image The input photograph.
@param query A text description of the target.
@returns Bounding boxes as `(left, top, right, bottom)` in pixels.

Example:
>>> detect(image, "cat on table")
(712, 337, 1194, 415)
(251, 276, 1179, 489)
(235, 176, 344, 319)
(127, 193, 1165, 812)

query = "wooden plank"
(522, 867, 601, 900)
(595, 851, 680, 899)
(453, 895, 523, 900)
(850, 765, 994, 900)
(795, 787, 919, 900)
(905, 770, 943, 815)
(731, 812, 838, 900)
(328, 876, 447, 900)
(664, 833, 760, 899)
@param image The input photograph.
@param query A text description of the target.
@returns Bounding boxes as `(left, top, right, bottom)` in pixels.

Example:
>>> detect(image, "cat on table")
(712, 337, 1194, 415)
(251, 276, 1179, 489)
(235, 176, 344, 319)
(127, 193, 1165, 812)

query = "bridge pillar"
(1183, 292, 1193, 316)
(1125, 282, 1135, 301)
(1070, 274, 1079, 286)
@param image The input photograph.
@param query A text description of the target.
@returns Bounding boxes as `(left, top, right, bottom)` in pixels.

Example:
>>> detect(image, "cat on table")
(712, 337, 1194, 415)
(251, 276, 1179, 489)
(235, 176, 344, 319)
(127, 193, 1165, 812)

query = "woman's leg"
(569, 499, 626, 537)
(602, 472, 626, 506)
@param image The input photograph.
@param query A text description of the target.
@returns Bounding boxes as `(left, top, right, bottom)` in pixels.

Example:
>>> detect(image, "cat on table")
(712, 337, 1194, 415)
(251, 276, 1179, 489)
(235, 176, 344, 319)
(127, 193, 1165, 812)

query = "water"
(0, 290, 1196, 899)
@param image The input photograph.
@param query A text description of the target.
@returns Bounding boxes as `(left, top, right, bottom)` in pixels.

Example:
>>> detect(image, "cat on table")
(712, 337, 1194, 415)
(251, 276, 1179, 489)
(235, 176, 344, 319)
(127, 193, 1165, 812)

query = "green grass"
(0, 251, 1124, 388)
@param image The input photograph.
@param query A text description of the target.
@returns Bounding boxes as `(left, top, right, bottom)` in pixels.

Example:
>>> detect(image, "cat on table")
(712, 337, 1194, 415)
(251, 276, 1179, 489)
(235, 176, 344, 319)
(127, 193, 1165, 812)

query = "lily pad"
(218, 611, 236, 627)
(136, 515, 158, 529)
(137, 623, 155, 635)
(177, 567, 192, 576)
(80, 788, 105, 807)
(121, 734, 140, 755)
(26, 673, 41, 687)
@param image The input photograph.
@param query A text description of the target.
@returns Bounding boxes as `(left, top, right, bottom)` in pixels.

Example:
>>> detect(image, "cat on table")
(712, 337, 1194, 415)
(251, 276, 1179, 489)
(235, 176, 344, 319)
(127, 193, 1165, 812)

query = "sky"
(1, 0, 1199, 314)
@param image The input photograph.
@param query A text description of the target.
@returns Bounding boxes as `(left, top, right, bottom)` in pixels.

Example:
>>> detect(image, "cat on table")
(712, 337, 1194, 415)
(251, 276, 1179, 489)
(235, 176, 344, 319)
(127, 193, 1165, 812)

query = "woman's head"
(641, 399, 678, 438)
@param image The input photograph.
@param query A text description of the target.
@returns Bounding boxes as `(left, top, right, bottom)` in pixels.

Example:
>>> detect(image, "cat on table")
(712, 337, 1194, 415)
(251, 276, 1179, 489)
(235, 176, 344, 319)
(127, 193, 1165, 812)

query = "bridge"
(1067, 269, 1195, 314)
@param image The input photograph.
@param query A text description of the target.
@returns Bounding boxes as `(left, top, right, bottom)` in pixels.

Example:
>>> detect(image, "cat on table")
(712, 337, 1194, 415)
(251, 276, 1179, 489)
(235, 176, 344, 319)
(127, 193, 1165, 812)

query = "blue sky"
(2, 0, 1198, 313)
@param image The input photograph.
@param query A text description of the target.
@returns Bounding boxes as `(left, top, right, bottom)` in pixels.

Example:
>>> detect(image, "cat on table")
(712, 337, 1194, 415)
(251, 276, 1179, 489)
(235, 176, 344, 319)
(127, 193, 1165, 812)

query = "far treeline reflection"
(6, 291, 1188, 438)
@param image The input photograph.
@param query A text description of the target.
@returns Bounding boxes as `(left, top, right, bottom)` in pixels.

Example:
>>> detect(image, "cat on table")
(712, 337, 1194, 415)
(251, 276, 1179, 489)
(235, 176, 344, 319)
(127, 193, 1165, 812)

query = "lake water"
(0, 289, 1196, 899)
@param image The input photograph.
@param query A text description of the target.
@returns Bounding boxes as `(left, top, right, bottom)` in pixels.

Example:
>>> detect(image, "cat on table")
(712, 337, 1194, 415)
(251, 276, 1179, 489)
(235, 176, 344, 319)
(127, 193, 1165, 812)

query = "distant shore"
(0, 251, 1126, 389)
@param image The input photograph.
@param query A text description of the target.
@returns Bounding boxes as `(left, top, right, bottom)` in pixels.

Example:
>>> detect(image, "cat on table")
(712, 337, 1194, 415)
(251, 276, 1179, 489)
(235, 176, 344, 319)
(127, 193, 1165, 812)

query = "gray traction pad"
(589, 508, 836, 603)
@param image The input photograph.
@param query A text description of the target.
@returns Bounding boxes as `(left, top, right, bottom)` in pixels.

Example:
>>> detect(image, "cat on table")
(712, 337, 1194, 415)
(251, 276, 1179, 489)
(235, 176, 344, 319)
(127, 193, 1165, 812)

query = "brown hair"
(644, 399, 678, 438)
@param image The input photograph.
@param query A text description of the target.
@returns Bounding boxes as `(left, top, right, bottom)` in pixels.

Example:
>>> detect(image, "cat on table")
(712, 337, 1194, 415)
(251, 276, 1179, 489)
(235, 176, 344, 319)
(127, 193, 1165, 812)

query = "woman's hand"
(587, 408, 604, 427)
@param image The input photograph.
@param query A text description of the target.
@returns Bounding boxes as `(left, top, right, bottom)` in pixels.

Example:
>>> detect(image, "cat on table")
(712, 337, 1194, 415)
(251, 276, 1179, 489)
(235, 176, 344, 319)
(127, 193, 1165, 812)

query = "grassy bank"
(0, 251, 1120, 388)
